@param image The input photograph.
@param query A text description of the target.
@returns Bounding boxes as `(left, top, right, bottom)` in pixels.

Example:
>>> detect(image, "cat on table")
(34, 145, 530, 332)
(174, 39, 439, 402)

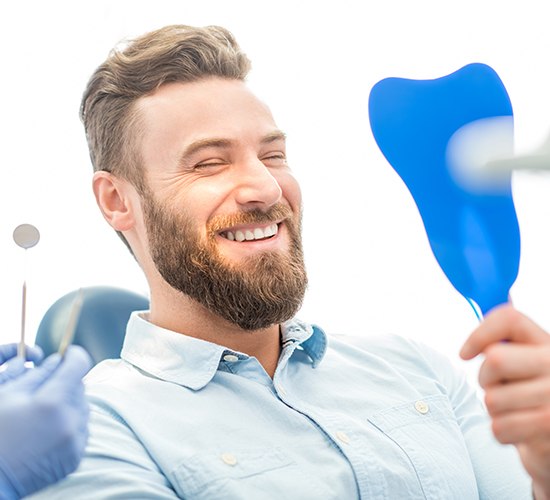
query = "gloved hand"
(0, 346, 92, 499)
(0, 344, 44, 385)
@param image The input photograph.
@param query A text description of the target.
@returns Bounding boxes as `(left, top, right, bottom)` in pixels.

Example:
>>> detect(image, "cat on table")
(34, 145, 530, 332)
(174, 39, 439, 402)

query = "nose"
(233, 158, 283, 209)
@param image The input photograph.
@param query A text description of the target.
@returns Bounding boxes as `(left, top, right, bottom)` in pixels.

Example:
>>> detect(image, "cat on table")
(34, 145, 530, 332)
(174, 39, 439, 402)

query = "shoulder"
(327, 331, 445, 365)
(84, 358, 139, 392)
(324, 331, 465, 387)
(83, 358, 159, 412)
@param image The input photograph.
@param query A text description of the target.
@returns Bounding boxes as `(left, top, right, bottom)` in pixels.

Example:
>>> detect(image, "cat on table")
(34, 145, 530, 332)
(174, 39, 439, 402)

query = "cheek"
(278, 172, 302, 212)
(178, 180, 230, 215)
(180, 182, 235, 241)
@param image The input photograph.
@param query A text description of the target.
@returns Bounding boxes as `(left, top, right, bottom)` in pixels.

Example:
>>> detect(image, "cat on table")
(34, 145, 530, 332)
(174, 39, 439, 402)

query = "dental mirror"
(13, 224, 40, 249)
(369, 63, 520, 318)
(13, 224, 40, 358)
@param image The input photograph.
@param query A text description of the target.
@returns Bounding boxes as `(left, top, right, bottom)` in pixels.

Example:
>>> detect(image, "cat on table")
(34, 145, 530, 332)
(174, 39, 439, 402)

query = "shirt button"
(336, 431, 350, 444)
(415, 400, 430, 414)
(223, 354, 239, 362)
(221, 453, 237, 466)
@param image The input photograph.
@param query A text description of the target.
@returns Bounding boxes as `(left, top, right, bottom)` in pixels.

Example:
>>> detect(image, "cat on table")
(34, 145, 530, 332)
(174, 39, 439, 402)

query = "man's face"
(136, 78, 307, 330)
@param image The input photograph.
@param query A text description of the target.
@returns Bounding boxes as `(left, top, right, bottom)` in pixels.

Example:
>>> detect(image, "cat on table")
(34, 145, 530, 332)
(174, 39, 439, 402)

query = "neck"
(148, 288, 281, 378)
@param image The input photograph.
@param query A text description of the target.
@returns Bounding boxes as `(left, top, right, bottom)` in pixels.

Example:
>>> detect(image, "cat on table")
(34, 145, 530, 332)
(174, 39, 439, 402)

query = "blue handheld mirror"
(368, 63, 520, 316)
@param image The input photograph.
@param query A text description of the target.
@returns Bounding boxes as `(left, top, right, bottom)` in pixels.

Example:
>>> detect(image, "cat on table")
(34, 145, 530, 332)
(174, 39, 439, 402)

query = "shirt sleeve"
(26, 404, 180, 499)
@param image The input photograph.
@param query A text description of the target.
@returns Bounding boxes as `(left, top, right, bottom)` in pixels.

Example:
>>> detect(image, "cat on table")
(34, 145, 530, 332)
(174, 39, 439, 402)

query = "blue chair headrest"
(35, 286, 149, 365)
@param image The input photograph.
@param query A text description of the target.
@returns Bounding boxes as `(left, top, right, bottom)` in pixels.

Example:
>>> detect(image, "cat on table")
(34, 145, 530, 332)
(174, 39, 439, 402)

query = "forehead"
(136, 77, 280, 146)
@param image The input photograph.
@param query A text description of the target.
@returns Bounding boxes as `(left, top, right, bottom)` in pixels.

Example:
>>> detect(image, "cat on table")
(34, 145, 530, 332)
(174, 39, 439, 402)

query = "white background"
(2, 0, 550, 385)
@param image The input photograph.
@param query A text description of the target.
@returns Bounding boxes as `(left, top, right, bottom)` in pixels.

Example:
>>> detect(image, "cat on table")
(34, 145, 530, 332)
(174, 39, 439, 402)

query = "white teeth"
(265, 224, 277, 237)
(223, 223, 278, 242)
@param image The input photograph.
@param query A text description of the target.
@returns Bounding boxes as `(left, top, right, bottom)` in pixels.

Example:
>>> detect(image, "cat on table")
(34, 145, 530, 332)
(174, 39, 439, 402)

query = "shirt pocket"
(367, 394, 479, 499)
(169, 446, 323, 500)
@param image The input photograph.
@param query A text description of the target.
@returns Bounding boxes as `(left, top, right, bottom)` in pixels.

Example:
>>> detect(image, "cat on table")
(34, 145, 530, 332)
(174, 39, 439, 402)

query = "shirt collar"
(121, 312, 327, 390)
(280, 318, 327, 368)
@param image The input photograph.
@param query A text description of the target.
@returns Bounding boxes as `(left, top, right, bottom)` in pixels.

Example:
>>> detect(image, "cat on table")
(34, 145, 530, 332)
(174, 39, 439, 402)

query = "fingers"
(1, 346, 91, 396)
(0, 343, 19, 363)
(0, 343, 43, 365)
(0, 345, 44, 385)
(7, 353, 62, 393)
(460, 304, 550, 360)
(490, 407, 550, 444)
(485, 376, 550, 414)
(478, 343, 550, 387)
(0, 357, 26, 384)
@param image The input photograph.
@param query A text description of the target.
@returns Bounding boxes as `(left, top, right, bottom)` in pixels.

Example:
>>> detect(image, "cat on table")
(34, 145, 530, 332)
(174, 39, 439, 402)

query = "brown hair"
(80, 25, 251, 250)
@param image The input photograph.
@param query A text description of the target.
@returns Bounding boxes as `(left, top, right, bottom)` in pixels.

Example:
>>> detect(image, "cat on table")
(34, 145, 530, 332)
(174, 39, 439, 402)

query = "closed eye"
(194, 159, 228, 169)
(262, 153, 287, 166)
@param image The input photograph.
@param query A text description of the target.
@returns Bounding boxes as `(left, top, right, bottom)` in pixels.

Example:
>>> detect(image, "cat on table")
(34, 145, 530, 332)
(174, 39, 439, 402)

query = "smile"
(220, 223, 278, 242)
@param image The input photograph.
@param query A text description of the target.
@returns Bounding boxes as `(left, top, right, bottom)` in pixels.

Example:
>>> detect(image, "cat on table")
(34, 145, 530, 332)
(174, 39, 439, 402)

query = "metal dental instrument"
(483, 130, 550, 173)
(485, 151, 550, 172)
(12, 224, 40, 359)
(58, 288, 84, 356)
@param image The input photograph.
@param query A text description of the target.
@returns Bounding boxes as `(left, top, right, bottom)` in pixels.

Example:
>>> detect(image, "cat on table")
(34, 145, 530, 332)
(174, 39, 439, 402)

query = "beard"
(141, 191, 308, 331)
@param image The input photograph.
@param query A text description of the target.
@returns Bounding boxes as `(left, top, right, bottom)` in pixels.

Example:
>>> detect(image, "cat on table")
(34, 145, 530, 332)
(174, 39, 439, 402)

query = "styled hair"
(80, 25, 251, 250)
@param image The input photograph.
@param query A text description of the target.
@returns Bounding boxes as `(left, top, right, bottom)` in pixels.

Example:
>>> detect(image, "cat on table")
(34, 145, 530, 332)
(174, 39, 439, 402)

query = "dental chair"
(34, 286, 149, 366)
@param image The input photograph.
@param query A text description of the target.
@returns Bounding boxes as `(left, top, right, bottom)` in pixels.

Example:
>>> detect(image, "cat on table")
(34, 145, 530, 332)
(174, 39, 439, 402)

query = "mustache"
(208, 203, 294, 234)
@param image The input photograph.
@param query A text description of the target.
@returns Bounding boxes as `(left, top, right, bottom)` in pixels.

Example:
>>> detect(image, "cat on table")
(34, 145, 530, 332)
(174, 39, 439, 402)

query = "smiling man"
(28, 25, 547, 499)
(116, 77, 307, 374)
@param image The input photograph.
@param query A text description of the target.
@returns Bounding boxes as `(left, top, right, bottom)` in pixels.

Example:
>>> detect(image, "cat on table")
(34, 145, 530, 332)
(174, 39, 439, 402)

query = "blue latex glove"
(0, 344, 44, 386)
(0, 346, 92, 499)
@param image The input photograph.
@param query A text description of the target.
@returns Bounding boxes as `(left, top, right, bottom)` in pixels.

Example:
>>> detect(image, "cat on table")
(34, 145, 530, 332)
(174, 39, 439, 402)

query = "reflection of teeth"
(223, 223, 278, 242)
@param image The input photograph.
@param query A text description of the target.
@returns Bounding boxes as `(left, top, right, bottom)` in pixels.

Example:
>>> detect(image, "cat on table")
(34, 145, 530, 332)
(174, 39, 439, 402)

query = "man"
(0, 344, 91, 499)
(29, 24, 549, 498)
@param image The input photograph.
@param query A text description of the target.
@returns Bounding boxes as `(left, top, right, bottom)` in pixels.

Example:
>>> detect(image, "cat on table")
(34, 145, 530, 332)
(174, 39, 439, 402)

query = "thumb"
(37, 346, 92, 401)
(39, 346, 92, 391)
(58, 346, 92, 380)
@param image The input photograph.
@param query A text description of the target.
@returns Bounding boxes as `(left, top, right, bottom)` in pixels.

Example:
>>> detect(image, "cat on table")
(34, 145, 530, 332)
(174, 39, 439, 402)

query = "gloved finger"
(26, 345, 44, 364)
(6, 353, 62, 393)
(0, 357, 26, 385)
(59, 346, 92, 380)
(0, 343, 43, 365)
(38, 346, 92, 398)
(0, 343, 18, 364)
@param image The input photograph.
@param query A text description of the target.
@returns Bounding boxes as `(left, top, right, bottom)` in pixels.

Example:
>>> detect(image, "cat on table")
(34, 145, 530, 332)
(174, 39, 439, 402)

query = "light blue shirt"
(32, 312, 531, 499)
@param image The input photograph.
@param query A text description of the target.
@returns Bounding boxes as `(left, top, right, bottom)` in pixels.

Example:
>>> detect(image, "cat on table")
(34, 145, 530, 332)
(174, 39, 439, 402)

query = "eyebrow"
(180, 130, 287, 160)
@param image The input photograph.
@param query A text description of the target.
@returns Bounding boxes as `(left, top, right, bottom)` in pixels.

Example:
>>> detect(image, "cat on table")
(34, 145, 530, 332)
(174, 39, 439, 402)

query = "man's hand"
(461, 304, 550, 500)
(0, 345, 92, 499)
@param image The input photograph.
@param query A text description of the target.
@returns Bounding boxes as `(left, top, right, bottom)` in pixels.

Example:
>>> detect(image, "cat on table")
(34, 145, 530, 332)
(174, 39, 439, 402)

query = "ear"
(92, 171, 138, 232)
